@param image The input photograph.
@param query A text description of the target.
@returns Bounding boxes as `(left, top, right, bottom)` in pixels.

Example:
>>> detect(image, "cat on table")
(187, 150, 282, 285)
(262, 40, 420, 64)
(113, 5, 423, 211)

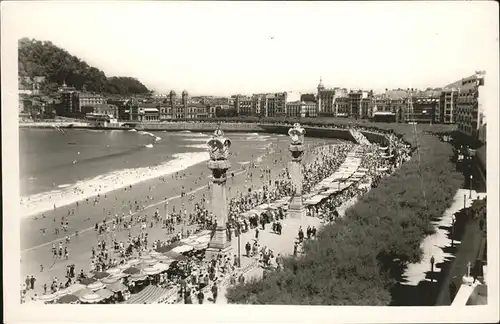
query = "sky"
(2, 1, 499, 96)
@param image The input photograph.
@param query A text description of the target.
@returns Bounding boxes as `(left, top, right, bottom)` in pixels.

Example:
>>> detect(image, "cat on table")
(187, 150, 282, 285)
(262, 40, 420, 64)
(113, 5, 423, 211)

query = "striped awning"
(124, 285, 172, 304)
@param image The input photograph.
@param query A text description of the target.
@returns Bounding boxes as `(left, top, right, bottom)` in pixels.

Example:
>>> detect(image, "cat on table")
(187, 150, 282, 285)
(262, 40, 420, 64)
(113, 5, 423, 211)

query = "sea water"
(18, 129, 288, 218)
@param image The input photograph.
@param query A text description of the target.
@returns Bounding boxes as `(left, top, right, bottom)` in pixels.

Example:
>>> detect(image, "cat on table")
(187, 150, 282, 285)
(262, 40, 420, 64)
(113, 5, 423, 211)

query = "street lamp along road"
(469, 175, 473, 199)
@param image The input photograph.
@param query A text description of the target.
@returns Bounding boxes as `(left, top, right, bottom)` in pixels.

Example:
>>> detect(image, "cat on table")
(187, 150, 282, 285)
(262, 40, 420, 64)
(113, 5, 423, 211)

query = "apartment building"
(234, 95, 253, 116)
(316, 78, 349, 116)
(439, 87, 458, 124)
(454, 72, 487, 138)
(286, 101, 317, 118)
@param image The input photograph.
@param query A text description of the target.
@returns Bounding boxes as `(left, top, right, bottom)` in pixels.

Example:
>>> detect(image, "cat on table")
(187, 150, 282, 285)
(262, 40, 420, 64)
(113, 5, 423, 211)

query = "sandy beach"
(20, 137, 339, 294)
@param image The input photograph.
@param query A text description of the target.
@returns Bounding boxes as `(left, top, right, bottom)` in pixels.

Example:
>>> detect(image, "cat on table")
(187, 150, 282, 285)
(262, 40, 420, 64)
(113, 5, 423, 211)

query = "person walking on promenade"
(211, 283, 218, 303)
(197, 289, 205, 304)
(298, 227, 304, 243)
(255, 228, 259, 240)
(245, 241, 251, 257)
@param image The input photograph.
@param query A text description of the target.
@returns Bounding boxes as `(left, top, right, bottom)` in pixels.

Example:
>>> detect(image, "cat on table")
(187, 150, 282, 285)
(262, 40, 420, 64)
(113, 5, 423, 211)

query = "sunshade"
(106, 281, 128, 293)
(38, 293, 58, 302)
(129, 273, 148, 282)
(127, 259, 141, 265)
(106, 268, 121, 275)
(123, 267, 141, 275)
(87, 281, 105, 291)
(143, 267, 162, 276)
(56, 294, 79, 304)
(101, 276, 119, 285)
(95, 288, 114, 300)
(79, 293, 104, 304)
(156, 241, 184, 253)
(171, 244, 194, 254)
(79, 277, 97, 285)
(93, 271, 110, 279)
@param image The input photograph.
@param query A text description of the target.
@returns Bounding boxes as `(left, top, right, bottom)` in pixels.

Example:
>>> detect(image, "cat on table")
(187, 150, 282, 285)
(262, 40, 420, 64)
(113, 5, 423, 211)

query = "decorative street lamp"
(469, 175, 473, 199)
(430, 255, 435, 282)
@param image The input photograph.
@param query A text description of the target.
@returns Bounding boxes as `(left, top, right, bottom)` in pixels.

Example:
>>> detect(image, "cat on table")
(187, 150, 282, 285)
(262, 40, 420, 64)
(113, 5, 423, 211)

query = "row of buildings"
(19, 72, 489, 141)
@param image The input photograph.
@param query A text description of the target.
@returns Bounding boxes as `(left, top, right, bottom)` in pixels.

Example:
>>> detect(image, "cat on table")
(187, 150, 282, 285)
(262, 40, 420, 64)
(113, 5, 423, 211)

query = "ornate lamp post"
(287, 123, 306, 218)
(204, 127, 233, 260)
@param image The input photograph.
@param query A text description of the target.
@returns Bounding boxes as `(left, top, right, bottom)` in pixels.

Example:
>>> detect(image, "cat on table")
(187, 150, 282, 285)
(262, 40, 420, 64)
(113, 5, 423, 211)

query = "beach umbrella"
(79, 277, 97, 285)
(95, 288, 114, 300)
(163, 250, 188, 261)
(87, 281, 105, 291)
(123, 267, 140, 275)
(55, 287, 73, 297)
(127, 259, 141, 266)
(172, 244, 194, 254)
(118, 263, 131, 270)
(38, 293, 58, 302)
(156, 241, 183, 253)
(153, 254, 170, 261)
(106, 281, 128, 293)
(93, 271, 110, 279)
(56, 294, 79, 304)
(141, 258, 158, 266)
(149, 251, 161, 257)
(101, 277, 119, 285)
(139, 255, 152, 260)
(143, 267, 161, 276)
(152, 262, 170, 273)
(129, 273, 148, 282)
(106, 268, 122, 276)
(72, 288, 94, 299)
(79, 293, 104, 304)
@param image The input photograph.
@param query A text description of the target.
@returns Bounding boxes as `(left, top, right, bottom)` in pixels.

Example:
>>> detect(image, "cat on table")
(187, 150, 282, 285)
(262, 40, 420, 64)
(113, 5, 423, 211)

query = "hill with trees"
(18, 38, 151, 96)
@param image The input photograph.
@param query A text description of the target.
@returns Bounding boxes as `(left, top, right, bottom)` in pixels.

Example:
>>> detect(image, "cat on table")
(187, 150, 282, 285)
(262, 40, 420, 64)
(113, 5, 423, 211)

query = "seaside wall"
(361, 131, 389, 146)
(19, 121, 358, 142)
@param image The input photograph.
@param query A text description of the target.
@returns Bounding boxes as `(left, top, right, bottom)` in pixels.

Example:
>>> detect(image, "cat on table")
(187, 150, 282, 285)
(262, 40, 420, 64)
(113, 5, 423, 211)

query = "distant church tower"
(317, 77, 325, 114)
(182, 90, 188, 118)
(169, 90, 177, 118)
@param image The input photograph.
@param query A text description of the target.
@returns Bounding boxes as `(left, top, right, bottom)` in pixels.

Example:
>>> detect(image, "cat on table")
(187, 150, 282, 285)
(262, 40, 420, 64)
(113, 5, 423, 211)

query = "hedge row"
(226, 122, 463, 305)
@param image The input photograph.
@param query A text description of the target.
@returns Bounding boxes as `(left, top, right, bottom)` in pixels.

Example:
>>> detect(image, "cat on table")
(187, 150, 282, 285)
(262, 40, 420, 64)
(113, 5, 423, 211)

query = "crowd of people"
(22, 122, 414, 305)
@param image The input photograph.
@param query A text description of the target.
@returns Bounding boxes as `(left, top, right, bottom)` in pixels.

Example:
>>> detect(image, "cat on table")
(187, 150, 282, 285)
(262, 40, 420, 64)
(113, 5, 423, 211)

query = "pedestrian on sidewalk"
(211, 283, 218, 303)
(197, 289, 204, 304)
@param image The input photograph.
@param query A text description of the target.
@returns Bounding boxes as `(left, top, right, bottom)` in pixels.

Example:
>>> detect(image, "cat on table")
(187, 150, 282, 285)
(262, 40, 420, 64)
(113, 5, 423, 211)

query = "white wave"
(183, 144, 207, 149)
(145, 144, 154, 148)
(238, 161, 251, 165)
(180, 130, 191, 133)
(177, 132, 208, 138)
(245, 137, 269, 141)
(19, 151, 210, 218)
(128, 129, 137, 132)
(184, 138, 209, 142)
(57, 184, 71, 188)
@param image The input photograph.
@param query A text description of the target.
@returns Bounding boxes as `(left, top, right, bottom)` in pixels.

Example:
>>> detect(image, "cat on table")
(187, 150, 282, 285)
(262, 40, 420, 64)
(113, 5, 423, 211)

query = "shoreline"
(20, 139, 340, 292)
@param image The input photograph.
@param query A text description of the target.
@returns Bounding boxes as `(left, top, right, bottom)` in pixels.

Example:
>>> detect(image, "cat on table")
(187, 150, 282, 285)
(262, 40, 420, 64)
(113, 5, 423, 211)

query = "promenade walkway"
(401, 189, 486, 286)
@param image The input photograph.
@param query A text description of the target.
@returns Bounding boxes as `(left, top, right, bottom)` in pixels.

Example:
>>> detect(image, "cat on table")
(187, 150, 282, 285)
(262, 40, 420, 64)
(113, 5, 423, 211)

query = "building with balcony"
(439, 87, 458, 124)
(234, 95, 253, 116)
(286, 101, 317, 118)
(454, 72, 487, 138)
(316, 78, 348, 116)
(186, 103, 210, 119)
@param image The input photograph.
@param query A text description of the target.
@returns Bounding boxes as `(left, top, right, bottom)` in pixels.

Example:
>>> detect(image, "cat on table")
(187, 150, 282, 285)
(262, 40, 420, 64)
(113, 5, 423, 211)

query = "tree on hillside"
(18, 37, 150, 96)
